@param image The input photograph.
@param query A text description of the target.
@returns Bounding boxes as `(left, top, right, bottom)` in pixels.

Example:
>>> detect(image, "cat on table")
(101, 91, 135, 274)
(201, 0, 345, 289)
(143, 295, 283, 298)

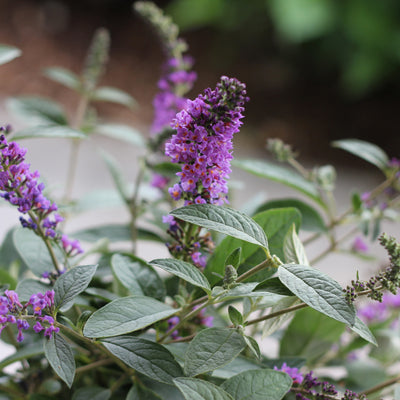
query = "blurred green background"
(1, 0, 400, 160)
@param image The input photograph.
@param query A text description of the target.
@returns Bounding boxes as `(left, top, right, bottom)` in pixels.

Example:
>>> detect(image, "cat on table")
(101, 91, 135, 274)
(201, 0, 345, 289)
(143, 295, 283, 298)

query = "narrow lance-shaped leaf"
(351, 316, 377, 346)
(174, 378, 234, 400)
(83, 296, 177, 338)
(96, 124, 145, 147)
(0, 45, 21, 65)
(283, 224, 309, 265)
(171, 204, 268, 249)
(44, 333, 76, 388)
(7, 96, 68, 125)
(233, 159, 324, 206)
(221, 369, 292, 400)
(332, 139, 389, 171)
(92, 86, 137, 109)
(12, 125, 87, 140)
(150, 258, 211, 294)
(278, 264, 356, 326)
(43, 67, 81, 90)
(184, 327, 246, 376)
(101, 336, 183, 385)
(54, 265, 98, 310)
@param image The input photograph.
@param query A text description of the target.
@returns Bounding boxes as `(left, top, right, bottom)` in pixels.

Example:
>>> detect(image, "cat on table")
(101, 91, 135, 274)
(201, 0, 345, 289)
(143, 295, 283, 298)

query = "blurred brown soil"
(1, 0, 399, 165)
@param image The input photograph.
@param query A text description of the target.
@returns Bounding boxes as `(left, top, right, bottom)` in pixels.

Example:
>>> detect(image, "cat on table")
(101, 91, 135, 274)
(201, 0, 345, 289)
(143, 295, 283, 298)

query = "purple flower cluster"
(166, 306, 214, 340)
(152, 56, 197, 135)
(0, 289, 59, 342)
(274, 365, 366, 400)
(0, 130, 83, 257)
(163, 214, 213, 269)
(274, 362, 303, 384)
(165, 76, 248, 206)
(358, 289, 400, 324)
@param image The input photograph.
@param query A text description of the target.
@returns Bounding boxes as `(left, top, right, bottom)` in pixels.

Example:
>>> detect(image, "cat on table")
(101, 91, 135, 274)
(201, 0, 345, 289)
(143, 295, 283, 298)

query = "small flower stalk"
(0, 129, 83, 262)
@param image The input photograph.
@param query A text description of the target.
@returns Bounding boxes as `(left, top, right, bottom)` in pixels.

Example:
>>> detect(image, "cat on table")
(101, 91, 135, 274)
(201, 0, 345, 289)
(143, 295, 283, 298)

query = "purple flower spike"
(0, 133, 83, 260)
(165, 76, 249, 205)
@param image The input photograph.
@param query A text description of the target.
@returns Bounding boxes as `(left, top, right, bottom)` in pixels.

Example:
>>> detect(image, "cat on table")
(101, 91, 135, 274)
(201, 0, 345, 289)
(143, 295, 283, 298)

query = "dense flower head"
(0, 133, 83, 257)
(165, 76, 249, 205)
(274, 362, 303, 384)
(0, 289, 58, 342)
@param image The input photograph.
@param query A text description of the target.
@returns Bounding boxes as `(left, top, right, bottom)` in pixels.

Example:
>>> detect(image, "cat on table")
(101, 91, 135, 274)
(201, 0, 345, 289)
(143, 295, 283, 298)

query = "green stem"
(359, 374, 400, 397)
(64, 94, 89, 203)
(27, 210, 61, 273)
(158, 300, 210, 343)
(310, 225, 359, 265)
(75, 358, 114, 374)
(245, 302, 308, 326)
(129, 157, 146, 255)
(237, 254, 280, 283)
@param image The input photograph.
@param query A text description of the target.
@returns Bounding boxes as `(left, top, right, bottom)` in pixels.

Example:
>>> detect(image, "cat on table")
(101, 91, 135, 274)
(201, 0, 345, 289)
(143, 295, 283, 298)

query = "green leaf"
(13, 228, 62, 277)
(221, 369, 292, 400)
(243, 335, 261, 359)
(43, 67, 80, 90)
(351, 316, 377, 346)
(96, 124, 145, 147)
(102, 336, 183, 385)
(54, 265, 97, 310)
(283, 224, 309, 265)
(112, 254, 166, 301)
(255, 198, 326, 232)
(0, 45, 21, 65)
(151, 162, 181, 177)
(126, 385, 164, 400)
(228, 306, 243, 326)
(44, 333, 76, 388)
(255, 277, 294, 297)
(7, 97, 68, 125)
(262, 297, 300, 337)
(346, 359, 386, 390)
(233, 159, 323, 206)
(225, 248, 242, 269)
(13, 125, 86, 140)
(72, 387, 111, 400)
(212, 356, 262, 379)
(174, 378, 234, 400)
(171, 204, 268, 249)
(83, 296, 177, 338)
(206, 208, 301, 285)
(0, 269, 17, 289)
(332, 139, 389, 171)
(280, 307, 345, 362)
(0, 345, 44, 370)
(100, 149, 130, 201)
(150, 258, 211, 294)
(278, 264, 356, 326)
(184, 328, 246, 376)
(16, 279, 50, 302)
(73, 223, 165, 243)
(92, 86, 137, 109)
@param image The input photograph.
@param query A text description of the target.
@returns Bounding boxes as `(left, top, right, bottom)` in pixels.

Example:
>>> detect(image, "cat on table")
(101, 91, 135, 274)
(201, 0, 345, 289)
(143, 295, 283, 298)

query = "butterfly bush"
(0, 128, 83, 258)
(3, 2, 400, 399)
